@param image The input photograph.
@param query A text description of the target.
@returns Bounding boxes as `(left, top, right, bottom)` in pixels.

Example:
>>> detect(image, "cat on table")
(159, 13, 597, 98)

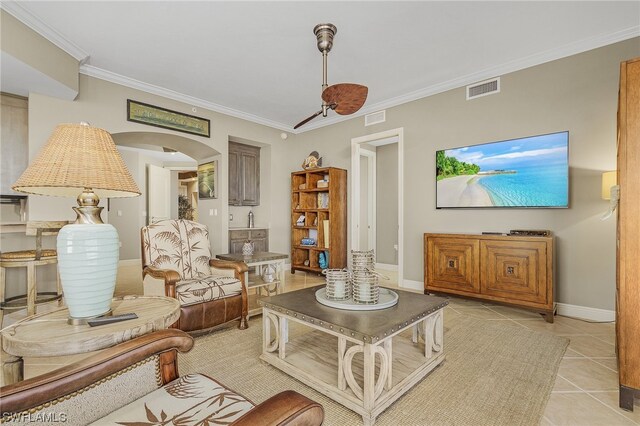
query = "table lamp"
(12, 123, 141, 324)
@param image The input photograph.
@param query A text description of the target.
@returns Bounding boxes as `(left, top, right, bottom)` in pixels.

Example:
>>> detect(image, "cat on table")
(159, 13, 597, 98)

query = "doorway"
(359, 149, 376, 252)
(351, 128, 404, 287)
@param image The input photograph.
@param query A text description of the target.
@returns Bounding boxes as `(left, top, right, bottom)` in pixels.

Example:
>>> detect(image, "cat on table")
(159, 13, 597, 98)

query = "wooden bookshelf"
(291, 167, 347, 274)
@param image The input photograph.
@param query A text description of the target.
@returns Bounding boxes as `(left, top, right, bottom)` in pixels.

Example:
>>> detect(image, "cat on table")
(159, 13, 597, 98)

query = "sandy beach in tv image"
(436, 133, 569, 208)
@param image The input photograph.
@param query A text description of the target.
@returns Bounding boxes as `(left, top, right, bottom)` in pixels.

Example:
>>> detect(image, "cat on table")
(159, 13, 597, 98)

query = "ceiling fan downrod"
(314, 23, 337, 117)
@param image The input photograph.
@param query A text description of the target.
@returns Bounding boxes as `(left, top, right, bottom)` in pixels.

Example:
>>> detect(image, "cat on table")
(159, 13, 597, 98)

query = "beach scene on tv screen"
(436, 132, 569, 208)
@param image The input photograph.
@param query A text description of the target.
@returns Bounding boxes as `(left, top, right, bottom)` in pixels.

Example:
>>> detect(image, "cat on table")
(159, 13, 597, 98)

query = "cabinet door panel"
(230, 239, 245, 254)
(253, 238, 267, 253)
(426, 237, 480, 293)
(241, 152, 260, 205)
(228, 150, 240, 206)
(250, 229, 267, 239)
(480, 240, 547, 304)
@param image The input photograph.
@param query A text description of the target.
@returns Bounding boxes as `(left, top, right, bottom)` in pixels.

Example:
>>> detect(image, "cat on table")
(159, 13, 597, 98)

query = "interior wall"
(291, 38, 640, 311)
(376, 143, 398, 265)
(170, 170, 179, 220)
(23, 74, 291, 258)
(110, 148, 144, 260)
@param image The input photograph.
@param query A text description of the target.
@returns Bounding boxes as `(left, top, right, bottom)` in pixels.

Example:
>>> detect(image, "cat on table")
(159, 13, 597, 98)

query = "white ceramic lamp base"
(57, 223, 119, 319)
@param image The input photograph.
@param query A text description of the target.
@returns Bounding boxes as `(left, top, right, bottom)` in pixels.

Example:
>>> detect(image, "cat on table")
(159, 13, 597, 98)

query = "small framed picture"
(198, 161, 217, 199)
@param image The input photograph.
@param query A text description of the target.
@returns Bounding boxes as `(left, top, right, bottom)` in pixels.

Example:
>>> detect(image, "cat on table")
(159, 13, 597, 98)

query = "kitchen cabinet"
(229, 142, 260, 206)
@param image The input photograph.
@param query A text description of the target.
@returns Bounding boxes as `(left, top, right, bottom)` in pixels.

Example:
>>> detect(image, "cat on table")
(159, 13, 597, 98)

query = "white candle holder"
(351, 271, 380, 304)
(350, 249, 380, 304)
(323, 268, 351, 300)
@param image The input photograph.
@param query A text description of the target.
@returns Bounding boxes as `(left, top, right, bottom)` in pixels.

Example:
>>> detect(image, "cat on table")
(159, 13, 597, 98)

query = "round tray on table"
(315, 287, 399, 310)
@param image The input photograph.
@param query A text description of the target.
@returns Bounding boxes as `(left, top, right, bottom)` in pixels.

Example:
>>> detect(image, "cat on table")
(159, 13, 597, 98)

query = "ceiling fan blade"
(322, 83, 368, 115)
(293, 110, 323, 130)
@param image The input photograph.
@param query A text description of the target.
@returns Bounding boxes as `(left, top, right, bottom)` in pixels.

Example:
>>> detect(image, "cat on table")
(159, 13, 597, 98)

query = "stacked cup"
(351, 249, 379, 304)
(323, 268, 351, 300)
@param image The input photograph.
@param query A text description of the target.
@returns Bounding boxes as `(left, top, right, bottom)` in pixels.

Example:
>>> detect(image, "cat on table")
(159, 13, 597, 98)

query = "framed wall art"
(198, 161, 217, 199)
(127, 99, 210, 138)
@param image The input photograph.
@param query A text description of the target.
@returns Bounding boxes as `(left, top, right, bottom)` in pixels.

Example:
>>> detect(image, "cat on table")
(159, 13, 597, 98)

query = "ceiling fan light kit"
(294, 23, 368, 130)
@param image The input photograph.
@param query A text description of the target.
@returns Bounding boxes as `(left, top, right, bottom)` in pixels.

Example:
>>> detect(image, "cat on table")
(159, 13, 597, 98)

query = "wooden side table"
(216, 252, 287, 296)
(1, 295, 180, 385)
(216, 252, 287, 319)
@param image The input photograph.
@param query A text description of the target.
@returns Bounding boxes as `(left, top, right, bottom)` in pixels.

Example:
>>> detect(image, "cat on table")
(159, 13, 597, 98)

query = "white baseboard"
(402, 279, 423, 291)
(375, 263, 398, 271)
(119, 259, 141, 266)
(556, 303, 615, 322)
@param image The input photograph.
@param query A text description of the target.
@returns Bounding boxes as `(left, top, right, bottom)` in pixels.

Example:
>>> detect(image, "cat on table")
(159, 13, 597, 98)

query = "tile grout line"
(589, 357, 619, 374)
(565, 347, 619, 373)
(555, 373, 637, 424)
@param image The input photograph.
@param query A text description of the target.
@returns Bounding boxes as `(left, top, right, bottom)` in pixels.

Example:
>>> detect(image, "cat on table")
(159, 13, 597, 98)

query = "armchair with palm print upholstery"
(141, 219, 248, 332)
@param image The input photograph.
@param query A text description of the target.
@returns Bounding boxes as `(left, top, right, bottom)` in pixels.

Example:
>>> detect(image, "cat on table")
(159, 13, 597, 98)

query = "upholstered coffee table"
(258, 286, 448, 426)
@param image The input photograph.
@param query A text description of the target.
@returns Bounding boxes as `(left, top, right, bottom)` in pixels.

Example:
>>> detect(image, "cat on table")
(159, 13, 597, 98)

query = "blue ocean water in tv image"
(478, 164, 568, 207)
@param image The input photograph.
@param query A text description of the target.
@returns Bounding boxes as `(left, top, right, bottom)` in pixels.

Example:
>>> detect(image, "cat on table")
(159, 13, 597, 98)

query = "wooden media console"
(424, 232, 554, 322)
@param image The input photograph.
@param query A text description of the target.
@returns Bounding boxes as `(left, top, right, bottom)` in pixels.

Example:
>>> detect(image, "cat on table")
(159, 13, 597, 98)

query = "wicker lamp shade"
(12, 123, 140, 198)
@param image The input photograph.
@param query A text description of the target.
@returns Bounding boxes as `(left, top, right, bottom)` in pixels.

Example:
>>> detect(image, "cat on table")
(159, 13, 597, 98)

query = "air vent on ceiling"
(466, 77, 500, 100)
(365, 110, 386, 126)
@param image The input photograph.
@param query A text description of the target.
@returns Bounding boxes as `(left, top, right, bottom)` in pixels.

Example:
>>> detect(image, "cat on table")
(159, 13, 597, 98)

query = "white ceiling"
(5, 1, 640, 133)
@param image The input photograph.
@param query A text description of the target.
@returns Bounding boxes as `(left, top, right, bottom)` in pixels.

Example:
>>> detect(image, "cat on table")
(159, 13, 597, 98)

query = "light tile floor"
(5, 264, 638, 424)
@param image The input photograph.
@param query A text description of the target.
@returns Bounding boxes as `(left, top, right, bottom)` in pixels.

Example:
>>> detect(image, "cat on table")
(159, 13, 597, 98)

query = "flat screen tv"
(436, 131, 569, 208)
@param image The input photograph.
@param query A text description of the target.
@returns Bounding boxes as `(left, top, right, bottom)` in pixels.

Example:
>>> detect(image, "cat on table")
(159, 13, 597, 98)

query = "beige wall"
(25, 75, 293, 257)
(291, 38, 640, 311)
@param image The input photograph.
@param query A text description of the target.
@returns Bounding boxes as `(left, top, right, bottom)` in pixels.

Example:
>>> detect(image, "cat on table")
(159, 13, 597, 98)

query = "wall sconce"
(601, 170, 618, 220)
(601, 171, 617, 200)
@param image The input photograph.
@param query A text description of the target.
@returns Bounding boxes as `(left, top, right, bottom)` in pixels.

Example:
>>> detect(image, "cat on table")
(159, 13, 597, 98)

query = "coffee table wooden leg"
(383, 339, 392, 390)
(278, 260, 285, 294)
(338, 337, 347, 390)
(363, 343, 376, 426)
(423, 316, 433, 358)
(263, 311, 279, 353)
(412, 324, 419, 343)
(424, 310, 444, 359)
(2, 353, 23, 386)
(279, 317, 288, 359)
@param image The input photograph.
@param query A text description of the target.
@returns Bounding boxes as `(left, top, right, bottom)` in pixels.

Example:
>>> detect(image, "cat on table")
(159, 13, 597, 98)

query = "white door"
(148, 164, 171, 224)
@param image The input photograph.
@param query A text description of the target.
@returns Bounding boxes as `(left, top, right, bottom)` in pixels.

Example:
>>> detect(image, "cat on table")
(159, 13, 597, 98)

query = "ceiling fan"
(294, 23, 368, 130)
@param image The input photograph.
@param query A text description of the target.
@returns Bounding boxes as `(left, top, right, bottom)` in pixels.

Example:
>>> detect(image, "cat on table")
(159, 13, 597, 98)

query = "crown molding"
(296, 26, 640, 133)
(7, 0, 635, 136)
(80, 65, 292, 132)
(1, 2, 90, 63)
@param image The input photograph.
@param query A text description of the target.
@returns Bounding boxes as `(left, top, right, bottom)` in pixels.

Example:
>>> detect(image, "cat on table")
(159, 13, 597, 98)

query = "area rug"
(179, 314, 568, 426)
